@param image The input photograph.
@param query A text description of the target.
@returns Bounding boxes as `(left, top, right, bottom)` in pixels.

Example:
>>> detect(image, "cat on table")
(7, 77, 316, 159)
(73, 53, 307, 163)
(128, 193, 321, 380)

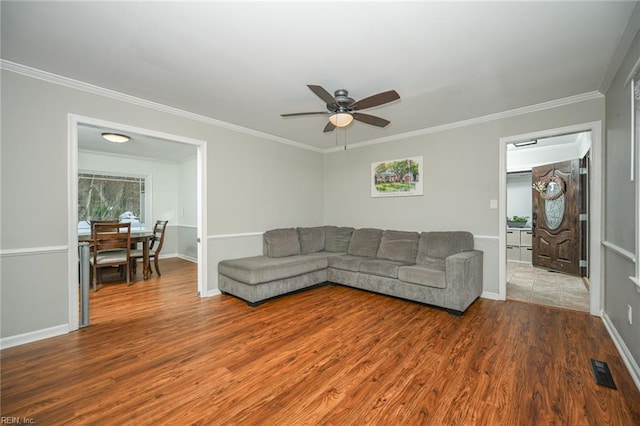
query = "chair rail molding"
(0, 245, 68, 257)
(208, 231, 264, 240)
(602, 240, 636, 262)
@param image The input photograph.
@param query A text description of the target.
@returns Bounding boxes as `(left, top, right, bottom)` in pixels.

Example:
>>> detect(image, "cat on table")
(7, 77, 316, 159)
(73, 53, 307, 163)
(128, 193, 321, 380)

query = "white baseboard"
(602, 312, 640, 392)
(137, 253, 197, 263)
(175, 253, 197, 263)
(203, 288, 221, 297)
(0, 324, 69, 350)
(481, 291, 504, 301)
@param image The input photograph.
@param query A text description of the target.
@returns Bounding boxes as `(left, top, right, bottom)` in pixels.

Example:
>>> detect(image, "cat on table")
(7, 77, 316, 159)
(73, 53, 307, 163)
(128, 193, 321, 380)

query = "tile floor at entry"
(507, 262, 590, 312)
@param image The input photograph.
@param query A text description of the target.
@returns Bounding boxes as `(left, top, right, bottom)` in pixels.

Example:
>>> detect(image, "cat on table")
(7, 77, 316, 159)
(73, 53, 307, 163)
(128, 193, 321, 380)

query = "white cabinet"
(507, 228, 533, 263)
(506, 229, 520, 246)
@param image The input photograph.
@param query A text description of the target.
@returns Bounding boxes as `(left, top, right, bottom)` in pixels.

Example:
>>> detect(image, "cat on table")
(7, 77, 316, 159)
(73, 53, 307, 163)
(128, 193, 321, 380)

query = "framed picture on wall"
(371, 156, 423, 197)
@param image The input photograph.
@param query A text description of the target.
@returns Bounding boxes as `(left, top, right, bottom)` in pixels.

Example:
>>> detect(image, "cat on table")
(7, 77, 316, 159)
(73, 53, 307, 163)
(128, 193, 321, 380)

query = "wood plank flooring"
(2, 258, 639, 425)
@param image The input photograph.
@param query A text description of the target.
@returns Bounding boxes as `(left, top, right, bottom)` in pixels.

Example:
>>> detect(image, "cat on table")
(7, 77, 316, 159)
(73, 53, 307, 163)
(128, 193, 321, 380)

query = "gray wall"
(176, 157, 198, 261)
(0, 70, 324, 339)
(324, 99, 605, 296)
(507, 173, 532, 222)
(177, 226, 198, 261)
(604, 27, 640, 370)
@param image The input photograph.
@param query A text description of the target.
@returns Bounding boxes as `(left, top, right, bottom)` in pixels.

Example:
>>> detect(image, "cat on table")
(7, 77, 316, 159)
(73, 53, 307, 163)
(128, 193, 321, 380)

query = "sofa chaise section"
(218, 227, 352, 305)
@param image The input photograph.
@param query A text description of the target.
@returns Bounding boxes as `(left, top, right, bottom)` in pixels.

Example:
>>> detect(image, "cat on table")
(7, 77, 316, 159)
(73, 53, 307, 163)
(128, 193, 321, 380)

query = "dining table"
(79, 230, 155, 280)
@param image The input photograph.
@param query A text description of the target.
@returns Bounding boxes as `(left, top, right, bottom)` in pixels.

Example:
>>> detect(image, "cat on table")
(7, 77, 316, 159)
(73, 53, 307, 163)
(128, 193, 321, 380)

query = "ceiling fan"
(281, 85, 400, 133)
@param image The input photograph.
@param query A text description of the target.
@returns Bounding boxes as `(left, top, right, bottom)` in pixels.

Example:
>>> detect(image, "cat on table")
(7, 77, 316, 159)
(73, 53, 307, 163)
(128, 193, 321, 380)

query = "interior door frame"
(498, 121, 603, 316)
(66, 114, 208, 331)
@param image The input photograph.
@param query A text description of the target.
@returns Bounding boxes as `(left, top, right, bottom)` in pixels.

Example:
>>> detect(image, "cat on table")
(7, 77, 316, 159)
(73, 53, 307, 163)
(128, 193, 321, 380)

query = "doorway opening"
(67, 115, 208, 330)
(499, 122, 603, 316)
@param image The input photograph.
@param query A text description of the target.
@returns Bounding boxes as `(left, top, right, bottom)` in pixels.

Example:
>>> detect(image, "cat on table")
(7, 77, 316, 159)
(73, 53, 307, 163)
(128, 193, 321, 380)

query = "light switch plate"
(489, 199, 498, 209)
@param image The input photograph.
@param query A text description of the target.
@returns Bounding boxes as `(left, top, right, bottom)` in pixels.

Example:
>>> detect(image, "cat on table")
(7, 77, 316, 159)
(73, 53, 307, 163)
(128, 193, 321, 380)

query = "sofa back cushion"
(416, 231, 474, 267)
(324, 226, 355, 252)
(297, 226, 325, 253)
(263, 228, 301, 258)
(347, 228, 383, 258)
(376, 230, 420, 263)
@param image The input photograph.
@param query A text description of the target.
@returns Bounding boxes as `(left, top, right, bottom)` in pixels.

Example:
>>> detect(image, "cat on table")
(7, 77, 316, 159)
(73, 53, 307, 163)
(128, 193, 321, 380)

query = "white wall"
(177, 157, 198, 261)
(506, 173, 532, 222)
(177, 157, 197, 227)
(78, 150, 179, 224)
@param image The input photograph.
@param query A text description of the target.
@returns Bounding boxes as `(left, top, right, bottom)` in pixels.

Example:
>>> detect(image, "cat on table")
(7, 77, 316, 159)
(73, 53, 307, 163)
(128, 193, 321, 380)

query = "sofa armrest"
(444, 250, 483, 312)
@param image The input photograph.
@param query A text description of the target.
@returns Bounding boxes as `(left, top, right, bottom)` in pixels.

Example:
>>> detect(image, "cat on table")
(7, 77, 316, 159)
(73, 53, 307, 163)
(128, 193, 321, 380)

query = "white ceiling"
(1, 1, 635, 151)
(78, 124, 197, 163)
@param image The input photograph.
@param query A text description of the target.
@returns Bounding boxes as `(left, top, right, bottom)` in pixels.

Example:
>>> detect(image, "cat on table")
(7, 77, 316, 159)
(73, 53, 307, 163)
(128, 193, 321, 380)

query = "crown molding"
(1, 59, 602, 156)
(324, 91, 603, 153)
(0, 60, 323, 153)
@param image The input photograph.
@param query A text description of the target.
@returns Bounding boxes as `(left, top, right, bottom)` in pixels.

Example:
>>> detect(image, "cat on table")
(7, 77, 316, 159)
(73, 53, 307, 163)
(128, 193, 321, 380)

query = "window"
(78, 172, 146, 232)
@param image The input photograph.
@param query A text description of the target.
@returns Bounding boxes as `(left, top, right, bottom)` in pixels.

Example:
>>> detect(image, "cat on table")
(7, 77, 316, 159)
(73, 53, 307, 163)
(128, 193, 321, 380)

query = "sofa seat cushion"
(327, 254, 370, 272)
(263, 228, 301, 258)
(359, 259, 410, 279)
(398, 265, 446, 289)
(219, 254, 327, 285)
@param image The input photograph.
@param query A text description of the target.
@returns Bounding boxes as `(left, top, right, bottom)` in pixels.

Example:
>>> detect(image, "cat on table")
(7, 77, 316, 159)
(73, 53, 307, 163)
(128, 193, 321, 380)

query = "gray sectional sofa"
(218, 226, 483, 315)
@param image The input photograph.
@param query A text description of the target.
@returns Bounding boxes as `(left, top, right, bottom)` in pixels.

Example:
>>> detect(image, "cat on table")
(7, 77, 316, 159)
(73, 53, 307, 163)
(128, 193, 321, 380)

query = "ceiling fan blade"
(350, 90, 400, 111)
(308, 85, 337, 106)
(281, 112, 330, 117)
(352, 112, 391, 128)
(323, 121, 336, 132)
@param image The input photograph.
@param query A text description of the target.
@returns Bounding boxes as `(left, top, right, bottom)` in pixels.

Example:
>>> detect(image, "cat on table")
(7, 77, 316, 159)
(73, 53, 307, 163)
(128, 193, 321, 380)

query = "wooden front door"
(531, 159, 582, 276)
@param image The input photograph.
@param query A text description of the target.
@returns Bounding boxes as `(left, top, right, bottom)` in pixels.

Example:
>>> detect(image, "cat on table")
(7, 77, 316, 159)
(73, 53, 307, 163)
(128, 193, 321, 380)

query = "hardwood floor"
(2, 258, 639, 425)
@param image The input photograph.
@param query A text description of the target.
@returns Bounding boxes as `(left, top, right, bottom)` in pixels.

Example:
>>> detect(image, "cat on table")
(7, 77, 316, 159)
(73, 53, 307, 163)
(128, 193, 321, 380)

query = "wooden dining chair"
(91, 222, 132, 291)
(89, 219, 119, 228)
(131, 220, 168, 276)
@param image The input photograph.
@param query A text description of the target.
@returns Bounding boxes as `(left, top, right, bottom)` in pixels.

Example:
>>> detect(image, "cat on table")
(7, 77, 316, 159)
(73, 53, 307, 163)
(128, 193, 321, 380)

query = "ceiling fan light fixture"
(328, 113, 353, 128)
(102, 132, 130, 143)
